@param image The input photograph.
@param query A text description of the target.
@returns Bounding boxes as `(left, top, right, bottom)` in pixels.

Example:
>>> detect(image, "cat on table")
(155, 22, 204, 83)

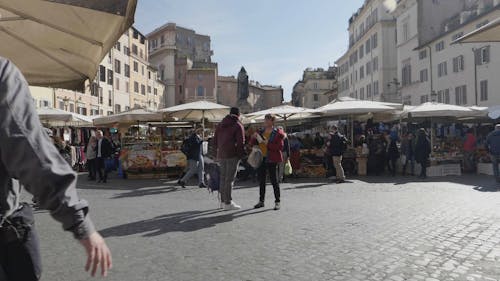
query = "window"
(360, 87, 365, 100)
(437, 61, 447, 77)
(372, 57, 379, 72)
(132, 44, 138, 55)
(366, 84, 372, 98)
(420, 95, 429, 104)
(419, 69, 428, 82)
(373, 81, 379, 96)
(402, 21, 409, 42)
(455, 85, 467, 105)
(115, 104, 121, 113)
(107, 69, 113, 85)
(197, 86, 204, 97)
(365, 39, 371, 53)
(108, 91, 112, 106)
(114, 59, 121, 74)
(141, 65, 144, 76)
(140, 49, 143, 59)
(480, 80, 488, 101)
(148, 71, 151, 79)
(147, 86, 152, 93)
(371, 33, 378, 49)
(366, 61, 372, 75)
(125, 82, 129, 93)
(133, 61, 138, 72)
(359, 45, 364, 59)
(360, 66, 364, 79)
(419, 50, 427, 60)
(313, 94, 319, 102)
(115, 42, 121, 51)
(313, 82, 318, 89)
(438, 89, 451, 104)
(133, 29, 139, 39)
(401, 61, 412, 86)
(141, 84, 146, 95)
(435, 41, 445, 52)
(453, 55, 465, 72)
(99, 65, 106, 82)
(124, 64, 130, 77)
(134, 82, 139, 93)
(78, 107, 87, 116)
(160, 35, 165, 45)
(69, 103, 74, 113)
(478, 46, 490, 65)
(179, 85, 183, 94)
(452, 32, 464, 41)
(154, 88, 158, 96)
(124, 46, 129, 56)
(115, 77, 120, 90)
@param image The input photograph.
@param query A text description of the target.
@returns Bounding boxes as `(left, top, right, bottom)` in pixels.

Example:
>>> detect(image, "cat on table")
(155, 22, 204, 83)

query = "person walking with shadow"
(179, 127, 206, 188)
(95, 130, 113, 183)
(328, 125, 348, 183)
(214, 107, 245, 211)
(252, 114, 285, 210)
(415, 128, 431, 179)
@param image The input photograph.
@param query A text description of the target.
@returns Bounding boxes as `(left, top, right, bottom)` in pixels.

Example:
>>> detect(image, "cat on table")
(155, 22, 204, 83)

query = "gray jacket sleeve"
(0, 58, 95, 239)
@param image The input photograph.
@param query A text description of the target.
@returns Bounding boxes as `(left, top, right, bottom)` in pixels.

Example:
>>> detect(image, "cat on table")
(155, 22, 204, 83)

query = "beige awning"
(453, 17, 500, 44)
(0, 0, 137, 91)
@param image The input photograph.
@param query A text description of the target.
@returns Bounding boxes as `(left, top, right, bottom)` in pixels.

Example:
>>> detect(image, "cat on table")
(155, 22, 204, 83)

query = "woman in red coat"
(250, 114, 285, 210)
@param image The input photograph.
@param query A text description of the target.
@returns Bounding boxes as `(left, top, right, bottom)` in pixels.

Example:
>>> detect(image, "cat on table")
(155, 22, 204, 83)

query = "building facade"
(393, 0, 500, 107)
(30, 86, 54, 109)
(292, 67, 337, 108)
(217, 74, 283, 112)
(147, 23, 216, 106)
(336, 0, 398, 102)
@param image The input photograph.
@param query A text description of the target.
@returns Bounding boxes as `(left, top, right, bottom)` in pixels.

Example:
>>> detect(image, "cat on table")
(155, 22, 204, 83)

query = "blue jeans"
(181, 157, 205, 185)
(492, 155, 500, 179)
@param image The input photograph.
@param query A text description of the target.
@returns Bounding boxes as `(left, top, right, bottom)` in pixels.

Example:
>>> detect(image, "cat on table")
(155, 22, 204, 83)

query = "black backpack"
(181, 138, 191, 156)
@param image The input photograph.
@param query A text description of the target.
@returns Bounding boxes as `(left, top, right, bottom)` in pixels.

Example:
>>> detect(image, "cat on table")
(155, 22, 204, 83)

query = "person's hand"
(79, 232, 112, 277)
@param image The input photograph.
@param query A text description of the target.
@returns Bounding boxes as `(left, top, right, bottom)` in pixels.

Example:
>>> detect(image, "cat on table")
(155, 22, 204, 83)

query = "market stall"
(93, 109, 188, 179)
(403, 102, 488, 177)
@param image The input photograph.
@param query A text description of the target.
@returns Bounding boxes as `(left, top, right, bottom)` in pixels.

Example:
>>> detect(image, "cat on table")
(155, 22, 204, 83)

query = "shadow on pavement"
(354, 175, 499, 191)
(111, 186, 179, 199)
(100, 208, 273, 237)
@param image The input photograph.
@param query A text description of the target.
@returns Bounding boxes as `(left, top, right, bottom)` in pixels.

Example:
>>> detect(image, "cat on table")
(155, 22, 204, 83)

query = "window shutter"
(474, 49, 481, 65)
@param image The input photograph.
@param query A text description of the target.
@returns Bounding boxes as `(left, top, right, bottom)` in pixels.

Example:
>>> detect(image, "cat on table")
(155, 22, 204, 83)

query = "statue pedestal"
(237, 100, 252, 114)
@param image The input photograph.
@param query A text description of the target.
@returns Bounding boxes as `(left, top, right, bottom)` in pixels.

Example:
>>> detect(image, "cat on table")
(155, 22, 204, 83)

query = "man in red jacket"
(214, 107, 245, 211)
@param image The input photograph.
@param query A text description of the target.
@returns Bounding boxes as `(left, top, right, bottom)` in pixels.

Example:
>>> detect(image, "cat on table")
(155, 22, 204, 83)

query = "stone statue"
(237, 66, 249, 101)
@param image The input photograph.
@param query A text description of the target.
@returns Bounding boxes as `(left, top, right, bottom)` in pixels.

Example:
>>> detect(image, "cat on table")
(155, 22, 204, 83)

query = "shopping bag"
(400, 155, 407, 165)
(284, 160, 293, 176)
(247, 146, 263, 169)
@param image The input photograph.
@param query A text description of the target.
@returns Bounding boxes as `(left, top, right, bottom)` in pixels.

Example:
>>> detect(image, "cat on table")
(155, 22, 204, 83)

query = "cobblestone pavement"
(33, 174, 500, 281)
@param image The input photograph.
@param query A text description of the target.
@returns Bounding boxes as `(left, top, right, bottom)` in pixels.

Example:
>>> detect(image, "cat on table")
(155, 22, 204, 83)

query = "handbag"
(247, 145, 263, 169)
(284, 160, 293, 176)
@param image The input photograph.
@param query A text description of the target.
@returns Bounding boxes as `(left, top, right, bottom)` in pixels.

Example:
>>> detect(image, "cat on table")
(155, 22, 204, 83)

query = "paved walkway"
(34, 175, 500, 281)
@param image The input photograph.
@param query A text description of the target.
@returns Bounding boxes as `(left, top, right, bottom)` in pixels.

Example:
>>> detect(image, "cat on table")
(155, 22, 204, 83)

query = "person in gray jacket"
(0, 57, 111, 280)
(486, 124, 500, 183)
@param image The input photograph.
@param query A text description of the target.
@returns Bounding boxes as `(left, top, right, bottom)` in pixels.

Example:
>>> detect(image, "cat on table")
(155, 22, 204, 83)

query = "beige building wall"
(129, 27, 150, 109)
(29, 86, 54, 109)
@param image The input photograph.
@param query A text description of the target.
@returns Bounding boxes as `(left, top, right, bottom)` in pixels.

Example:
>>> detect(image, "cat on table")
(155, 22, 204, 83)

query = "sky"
(134, 0, 365, 101)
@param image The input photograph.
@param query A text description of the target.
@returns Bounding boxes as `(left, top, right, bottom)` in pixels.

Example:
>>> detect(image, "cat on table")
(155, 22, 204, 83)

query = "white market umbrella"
(158, 100, 230, 122)
(487, 106, 500, 120)
(316, 98, 397, 116)
(0, 0, 137, 91)
(405, 102, 484, 118)
(37, 107, 93, 127)
(93, 108, 164, 126)
(158, 101, 230, 138)
(453, 17, 500, 44)
(246, 105, 318, 123)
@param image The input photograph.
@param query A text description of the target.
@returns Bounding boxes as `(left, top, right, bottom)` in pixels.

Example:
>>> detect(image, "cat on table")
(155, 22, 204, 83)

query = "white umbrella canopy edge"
(158, 100, 230, 122)
(453, 17, 500, 44)
(0, 0, 137, 91)
(405, 102, 484, 118)
(93, 108, 164, 126)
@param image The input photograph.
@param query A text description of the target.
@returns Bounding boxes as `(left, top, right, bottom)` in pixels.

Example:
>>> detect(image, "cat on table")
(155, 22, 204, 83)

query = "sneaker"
(199, 183, 207, 189)
(219, 202, 224, 209)
(254, 201, 265, 209)
(179, 181, 186, 188)
(274, 202, 281, 210)
(223, 201, 241, 211)
(336, 179, 346, 184)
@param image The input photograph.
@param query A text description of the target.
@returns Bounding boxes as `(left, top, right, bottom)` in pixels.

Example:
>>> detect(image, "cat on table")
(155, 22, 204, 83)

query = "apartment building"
(147, 23, 216, 106)
(393, 0, 500, 106)
(291, 67, 337, 108)
(336, 0, 398, 102)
